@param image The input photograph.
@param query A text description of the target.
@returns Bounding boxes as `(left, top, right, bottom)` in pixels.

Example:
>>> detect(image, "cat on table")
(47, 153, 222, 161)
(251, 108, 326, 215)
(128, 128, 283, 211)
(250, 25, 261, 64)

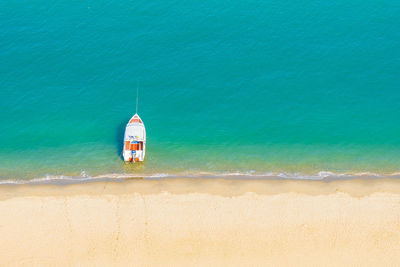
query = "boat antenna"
(136, 84, 139, 114)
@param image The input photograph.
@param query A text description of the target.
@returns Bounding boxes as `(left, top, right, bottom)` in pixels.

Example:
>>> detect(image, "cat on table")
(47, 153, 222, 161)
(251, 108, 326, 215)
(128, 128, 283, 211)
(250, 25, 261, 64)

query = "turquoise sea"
(1, 0, 399, 182)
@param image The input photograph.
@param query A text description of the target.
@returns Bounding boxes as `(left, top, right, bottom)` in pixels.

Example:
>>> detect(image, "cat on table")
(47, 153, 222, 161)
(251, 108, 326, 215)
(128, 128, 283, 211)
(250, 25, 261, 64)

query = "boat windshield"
(125, 124, 145, 140)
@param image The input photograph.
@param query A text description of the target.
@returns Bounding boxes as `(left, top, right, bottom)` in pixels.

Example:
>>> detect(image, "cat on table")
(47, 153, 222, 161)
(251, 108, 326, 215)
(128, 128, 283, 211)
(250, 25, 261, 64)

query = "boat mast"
(136, 86, 139, 114)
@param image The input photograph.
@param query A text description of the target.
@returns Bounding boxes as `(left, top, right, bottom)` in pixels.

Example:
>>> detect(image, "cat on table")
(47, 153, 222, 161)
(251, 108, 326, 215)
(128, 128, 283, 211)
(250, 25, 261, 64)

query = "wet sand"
(1, 178, 400, 266)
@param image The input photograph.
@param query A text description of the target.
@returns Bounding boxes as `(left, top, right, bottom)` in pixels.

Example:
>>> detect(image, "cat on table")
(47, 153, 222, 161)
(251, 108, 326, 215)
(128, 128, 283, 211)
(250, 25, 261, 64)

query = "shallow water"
(1, 0, 400, 181)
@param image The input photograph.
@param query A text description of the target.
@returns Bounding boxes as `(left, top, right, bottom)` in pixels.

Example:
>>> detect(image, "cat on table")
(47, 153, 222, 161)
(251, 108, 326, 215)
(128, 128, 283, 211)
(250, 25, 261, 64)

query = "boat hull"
(122, 114, 146, 162)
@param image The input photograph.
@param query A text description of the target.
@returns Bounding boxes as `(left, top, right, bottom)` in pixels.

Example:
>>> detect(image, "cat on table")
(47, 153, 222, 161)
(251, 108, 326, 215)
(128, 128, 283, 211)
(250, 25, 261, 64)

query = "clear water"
(1, 0, 400, 181)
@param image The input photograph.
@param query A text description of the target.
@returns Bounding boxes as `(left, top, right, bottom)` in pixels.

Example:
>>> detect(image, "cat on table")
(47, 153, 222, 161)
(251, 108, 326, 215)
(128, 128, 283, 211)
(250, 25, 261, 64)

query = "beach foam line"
(0, 170, 400, 185)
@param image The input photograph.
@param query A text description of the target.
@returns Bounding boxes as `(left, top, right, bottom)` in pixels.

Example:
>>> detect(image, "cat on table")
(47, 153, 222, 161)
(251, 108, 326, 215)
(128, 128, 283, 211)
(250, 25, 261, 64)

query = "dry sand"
(1, 178, 400, 266)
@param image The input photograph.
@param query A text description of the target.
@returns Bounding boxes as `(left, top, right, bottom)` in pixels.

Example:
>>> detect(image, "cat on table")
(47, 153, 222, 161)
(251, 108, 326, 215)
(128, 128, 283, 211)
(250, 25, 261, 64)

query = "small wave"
(0, 170, 399, 185)
(0, 172, 174, 185)
(0, 175, 93, 185)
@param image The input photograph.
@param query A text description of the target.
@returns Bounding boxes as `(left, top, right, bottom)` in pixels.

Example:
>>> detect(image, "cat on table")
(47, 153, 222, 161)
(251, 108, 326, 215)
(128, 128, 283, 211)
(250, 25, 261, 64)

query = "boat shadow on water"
(115, 119, 129, 160)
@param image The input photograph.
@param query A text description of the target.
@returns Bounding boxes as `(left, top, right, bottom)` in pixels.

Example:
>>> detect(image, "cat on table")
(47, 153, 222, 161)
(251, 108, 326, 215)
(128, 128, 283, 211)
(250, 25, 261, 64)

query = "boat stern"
(123, 140, 145, 162)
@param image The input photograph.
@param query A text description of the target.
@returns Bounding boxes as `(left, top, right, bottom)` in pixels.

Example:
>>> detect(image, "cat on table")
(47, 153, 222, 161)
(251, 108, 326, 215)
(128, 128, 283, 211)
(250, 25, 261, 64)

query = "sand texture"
(1, 179, 400, 266)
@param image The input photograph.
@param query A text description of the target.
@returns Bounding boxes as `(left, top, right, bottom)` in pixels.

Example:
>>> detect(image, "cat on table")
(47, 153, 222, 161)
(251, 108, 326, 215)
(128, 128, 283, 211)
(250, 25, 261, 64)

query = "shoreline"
(3, 169, 400, 186)
(2, 177, 400, 199)
(1, 178, 400, 266)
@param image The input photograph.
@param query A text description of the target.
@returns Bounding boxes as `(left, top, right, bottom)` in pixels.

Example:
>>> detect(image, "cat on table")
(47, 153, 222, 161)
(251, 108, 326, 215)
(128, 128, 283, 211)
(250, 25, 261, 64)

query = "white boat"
(123, 113, 146, 162)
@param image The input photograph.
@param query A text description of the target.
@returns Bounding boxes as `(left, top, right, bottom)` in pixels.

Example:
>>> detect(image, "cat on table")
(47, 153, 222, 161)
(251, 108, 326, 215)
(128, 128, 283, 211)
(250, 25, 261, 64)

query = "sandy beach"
(1, 178, 400, 266)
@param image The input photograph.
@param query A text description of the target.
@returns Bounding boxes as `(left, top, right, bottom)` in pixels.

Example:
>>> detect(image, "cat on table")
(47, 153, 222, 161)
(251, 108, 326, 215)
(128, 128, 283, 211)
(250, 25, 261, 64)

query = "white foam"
(0, 170, 397, 185)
